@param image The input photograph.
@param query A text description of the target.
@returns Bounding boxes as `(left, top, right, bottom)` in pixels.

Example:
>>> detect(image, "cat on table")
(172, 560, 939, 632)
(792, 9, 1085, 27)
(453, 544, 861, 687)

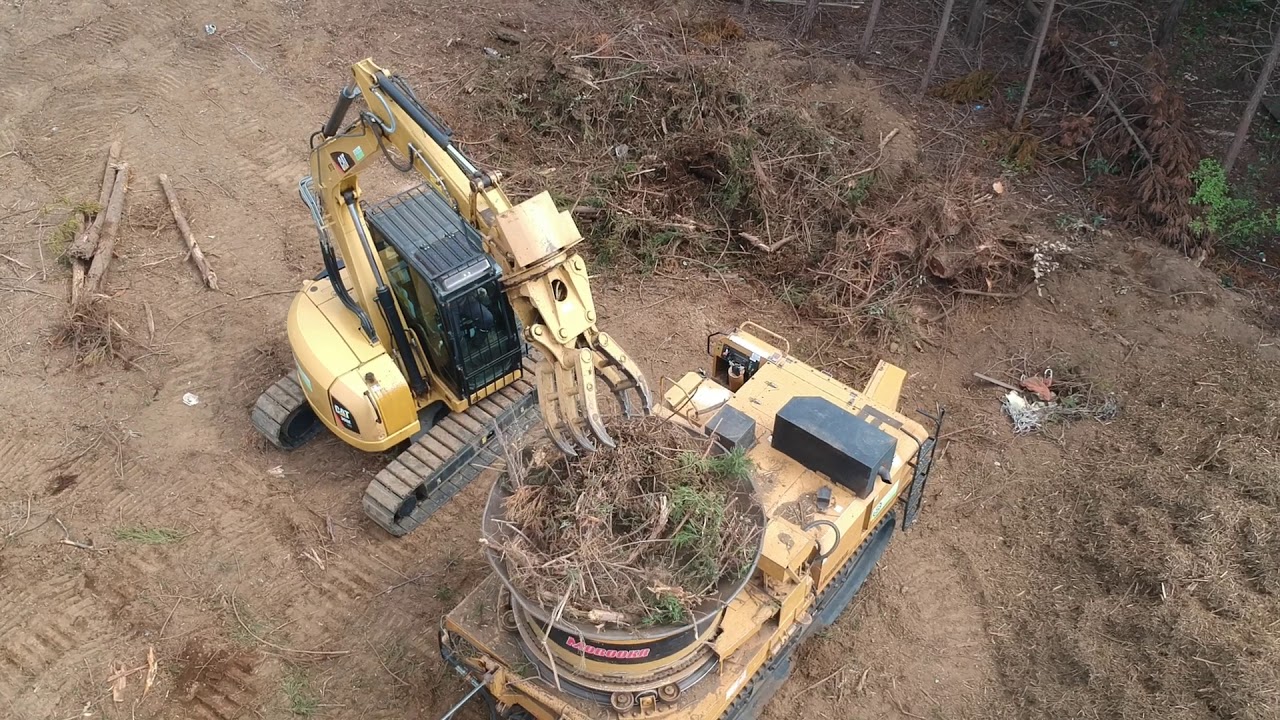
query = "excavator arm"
(308, 59, 651, 453)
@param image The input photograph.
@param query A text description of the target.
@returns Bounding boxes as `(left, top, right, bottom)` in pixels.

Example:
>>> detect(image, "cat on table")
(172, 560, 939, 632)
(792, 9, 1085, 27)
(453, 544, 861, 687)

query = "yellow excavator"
(252, 59, 651, 536)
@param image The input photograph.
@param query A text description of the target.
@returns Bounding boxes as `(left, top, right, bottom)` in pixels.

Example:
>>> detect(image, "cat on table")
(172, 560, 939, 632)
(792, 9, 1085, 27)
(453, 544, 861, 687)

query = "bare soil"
(2, 2, 1279, 720)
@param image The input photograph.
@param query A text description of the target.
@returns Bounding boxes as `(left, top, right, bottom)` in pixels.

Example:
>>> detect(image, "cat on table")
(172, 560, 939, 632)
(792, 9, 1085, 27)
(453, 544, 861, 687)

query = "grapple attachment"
(531, 330, 653, 455)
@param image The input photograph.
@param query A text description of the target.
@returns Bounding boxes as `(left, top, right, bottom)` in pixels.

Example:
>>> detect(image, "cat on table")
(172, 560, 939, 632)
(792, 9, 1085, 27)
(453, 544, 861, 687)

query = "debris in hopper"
(488, 416, 763, 626)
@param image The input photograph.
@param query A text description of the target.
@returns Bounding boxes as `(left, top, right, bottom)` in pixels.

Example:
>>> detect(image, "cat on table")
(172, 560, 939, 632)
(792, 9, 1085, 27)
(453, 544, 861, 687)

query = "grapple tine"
(552, 358, 596, 452)
(535, 357, 578, 456)
(591, 331, 654, 415)
(576, 349, 615, 448)
(597, 364, 637, 417)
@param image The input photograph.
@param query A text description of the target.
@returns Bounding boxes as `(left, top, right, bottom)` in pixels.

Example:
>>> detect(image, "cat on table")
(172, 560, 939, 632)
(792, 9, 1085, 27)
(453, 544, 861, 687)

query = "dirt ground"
(3, 1, 1280, 720)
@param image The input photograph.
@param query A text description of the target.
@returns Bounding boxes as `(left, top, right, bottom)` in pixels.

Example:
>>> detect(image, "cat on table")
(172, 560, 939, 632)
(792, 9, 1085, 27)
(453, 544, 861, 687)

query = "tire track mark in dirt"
(767, 541, 1000, 719)
(0, 3, 236, 188)
(0, 437, 45, 494)
(0, 571, 117, 713)
(2, 434, 121, 501)
(145, 67, 191, 107)
(278, 474, 492, 638)
(0, 3, 181, 90)
(169, 640, 259, 720)
(230, 117, 310, 195)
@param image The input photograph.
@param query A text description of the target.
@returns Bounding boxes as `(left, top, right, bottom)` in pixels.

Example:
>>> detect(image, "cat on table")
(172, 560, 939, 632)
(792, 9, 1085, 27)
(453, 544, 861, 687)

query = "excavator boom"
(310, 59, 651, 454)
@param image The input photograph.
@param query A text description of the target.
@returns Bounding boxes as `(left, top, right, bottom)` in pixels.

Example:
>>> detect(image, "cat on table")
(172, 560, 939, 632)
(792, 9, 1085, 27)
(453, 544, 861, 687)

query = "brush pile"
(473, 18, 1026, 338)
(486, 416, 764, 626)
(1034, 33, 1207, 257)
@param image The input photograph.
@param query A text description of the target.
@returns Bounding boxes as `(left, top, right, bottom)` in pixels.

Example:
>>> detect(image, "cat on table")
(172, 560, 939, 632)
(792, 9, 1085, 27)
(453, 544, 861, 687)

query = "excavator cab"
(365, 183, 524, 401)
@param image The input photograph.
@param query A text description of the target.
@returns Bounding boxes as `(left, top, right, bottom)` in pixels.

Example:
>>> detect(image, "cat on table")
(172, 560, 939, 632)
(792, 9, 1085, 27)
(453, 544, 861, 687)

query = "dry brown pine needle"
(491, 416, 762, 627)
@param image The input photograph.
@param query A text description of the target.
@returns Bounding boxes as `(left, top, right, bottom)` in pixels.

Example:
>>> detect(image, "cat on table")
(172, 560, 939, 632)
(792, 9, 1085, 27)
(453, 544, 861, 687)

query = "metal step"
(362, 361, 541, 537)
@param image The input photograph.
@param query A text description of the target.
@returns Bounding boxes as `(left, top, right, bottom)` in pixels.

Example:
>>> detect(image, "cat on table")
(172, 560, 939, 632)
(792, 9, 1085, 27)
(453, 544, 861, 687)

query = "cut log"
(158, 174, 219, 290)
(68, 142, 121, 261)
(83, 163, 130, 301)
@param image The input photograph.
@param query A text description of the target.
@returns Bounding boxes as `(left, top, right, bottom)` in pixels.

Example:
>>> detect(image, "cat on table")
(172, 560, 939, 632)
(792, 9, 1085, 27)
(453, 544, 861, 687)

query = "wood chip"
(111, 663, 128, 702)
(144, 646, 157, 697)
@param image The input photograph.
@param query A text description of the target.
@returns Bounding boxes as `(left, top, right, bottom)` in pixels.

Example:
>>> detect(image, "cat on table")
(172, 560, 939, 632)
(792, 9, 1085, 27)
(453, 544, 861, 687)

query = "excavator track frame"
(361, 357, 541, 536)
(252, 373, 323, 450)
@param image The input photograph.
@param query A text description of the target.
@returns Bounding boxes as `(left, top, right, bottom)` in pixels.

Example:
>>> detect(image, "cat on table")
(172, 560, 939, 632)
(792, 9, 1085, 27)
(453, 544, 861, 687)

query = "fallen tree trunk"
(68, 142, 121, 261)
(158, 174, 219, 290)
(82, 163, 130, 302)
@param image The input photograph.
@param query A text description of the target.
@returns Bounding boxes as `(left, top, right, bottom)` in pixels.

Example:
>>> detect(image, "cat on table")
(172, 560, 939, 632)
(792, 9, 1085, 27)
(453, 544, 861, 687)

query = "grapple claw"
(553, 358, 597, 452)
(535, 357, 578, 456)
(526, 327, 651, 457)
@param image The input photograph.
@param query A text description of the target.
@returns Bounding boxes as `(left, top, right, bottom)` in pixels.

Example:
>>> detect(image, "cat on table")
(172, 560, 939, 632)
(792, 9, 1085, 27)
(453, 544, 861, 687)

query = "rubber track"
(362, 358, 541, 537)
(251, 373, 317, 450)
(718, 511, 897, 720)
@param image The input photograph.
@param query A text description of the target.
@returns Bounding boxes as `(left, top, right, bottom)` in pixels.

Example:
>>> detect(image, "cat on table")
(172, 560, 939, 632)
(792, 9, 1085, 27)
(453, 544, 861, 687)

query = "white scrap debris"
(1003, 390, 1050, 434)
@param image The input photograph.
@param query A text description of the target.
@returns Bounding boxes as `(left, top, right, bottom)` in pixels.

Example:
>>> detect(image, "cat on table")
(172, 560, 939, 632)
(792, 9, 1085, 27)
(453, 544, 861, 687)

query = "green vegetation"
(1085, 157, 1118, 184)
(715, 136, 756, 212)
(282, 668, 318, 716)
(1189, 158, 1280, 248)
(113, 526, 184, 544)
(41, 201, 101, 265)
(643, 592, 688, 626)
(667, 448, 753, 588)
(678, 447, 753, 483)
(636, 229, 680, 274)
(844, 175, 874, 210)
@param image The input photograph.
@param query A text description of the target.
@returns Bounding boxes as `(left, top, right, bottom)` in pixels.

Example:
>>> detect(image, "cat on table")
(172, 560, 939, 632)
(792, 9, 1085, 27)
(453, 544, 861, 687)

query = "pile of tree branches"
(487, 416, 763, 626)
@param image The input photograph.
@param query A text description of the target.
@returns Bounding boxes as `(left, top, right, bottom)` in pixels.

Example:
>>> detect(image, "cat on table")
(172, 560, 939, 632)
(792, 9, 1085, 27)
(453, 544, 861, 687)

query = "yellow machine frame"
(439, 322, 942, 719)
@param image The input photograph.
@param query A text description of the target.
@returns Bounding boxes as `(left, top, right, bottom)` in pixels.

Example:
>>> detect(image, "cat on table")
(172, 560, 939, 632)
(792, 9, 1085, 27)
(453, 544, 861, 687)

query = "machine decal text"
(332, 399, 359, 433)
(564, 636, 650, 660)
